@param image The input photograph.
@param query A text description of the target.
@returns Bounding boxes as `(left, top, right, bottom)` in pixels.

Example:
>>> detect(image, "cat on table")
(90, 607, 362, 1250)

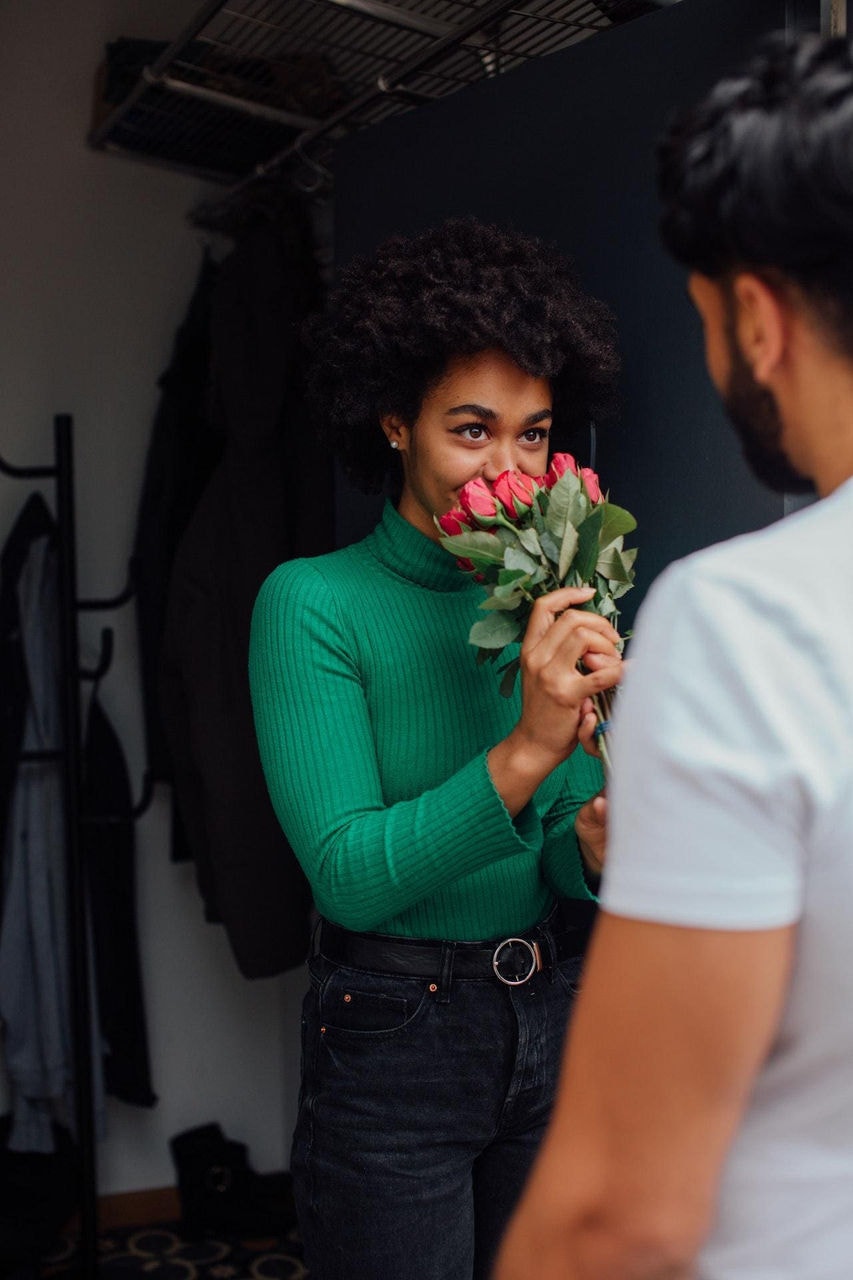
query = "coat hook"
(79, 628, 114, 682)
(78, 558, 137, 611)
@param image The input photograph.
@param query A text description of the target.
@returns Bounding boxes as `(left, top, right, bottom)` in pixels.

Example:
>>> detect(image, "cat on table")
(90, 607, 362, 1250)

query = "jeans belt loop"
(538, 920, 558, 981)
(437, 941, 455, 1004)
(310, 916, 323, 961)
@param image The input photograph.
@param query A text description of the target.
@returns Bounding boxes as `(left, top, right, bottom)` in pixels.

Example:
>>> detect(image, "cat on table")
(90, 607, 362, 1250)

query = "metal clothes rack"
(0, 414, 153, 1279)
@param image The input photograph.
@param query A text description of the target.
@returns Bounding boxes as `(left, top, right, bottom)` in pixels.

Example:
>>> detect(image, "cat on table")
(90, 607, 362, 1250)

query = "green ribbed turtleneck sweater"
(249, 501, 602, 940)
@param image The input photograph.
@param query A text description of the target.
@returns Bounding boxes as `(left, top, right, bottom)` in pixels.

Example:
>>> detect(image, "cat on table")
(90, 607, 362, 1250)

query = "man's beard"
(723, 330, 814, 495)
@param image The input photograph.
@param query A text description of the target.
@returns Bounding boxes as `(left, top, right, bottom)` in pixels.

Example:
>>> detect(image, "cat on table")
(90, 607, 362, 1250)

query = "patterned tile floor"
(40, 1221, 307, 1279)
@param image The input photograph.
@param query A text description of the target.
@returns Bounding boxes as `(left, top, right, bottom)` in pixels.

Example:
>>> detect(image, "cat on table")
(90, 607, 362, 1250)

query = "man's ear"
(731, 273, 788, 385)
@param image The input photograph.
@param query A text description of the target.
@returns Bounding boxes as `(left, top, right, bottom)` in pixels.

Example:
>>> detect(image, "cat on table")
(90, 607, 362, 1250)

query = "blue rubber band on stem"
(593, 720, 612, 739)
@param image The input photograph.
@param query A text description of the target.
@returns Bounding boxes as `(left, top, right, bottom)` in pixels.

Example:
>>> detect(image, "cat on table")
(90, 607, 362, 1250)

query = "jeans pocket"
(318, 966, 431, 1039)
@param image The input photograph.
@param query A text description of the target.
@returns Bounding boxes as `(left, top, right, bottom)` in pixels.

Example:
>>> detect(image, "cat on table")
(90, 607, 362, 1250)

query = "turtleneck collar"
(367, 501, 477, 593)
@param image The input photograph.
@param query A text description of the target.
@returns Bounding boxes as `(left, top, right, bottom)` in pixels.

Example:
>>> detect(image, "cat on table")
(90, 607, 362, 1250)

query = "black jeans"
(292, 946, 583, 1280)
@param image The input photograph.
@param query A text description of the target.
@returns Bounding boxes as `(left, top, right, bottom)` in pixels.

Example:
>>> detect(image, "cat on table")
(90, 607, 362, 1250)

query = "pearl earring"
(390, 440, 399, 450)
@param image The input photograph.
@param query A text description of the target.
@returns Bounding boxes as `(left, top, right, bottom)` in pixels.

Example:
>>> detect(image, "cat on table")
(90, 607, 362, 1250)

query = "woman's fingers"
(525, 622, 621, 689)
(523, 592, 621, 662)
(578, 707, 601, 756)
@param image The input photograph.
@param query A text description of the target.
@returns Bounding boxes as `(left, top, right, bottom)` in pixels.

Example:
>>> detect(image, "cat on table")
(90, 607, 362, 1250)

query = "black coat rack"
(0, 413, 153, 1279)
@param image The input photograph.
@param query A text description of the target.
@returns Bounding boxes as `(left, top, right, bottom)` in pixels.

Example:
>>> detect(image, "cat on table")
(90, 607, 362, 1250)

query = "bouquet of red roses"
(436, 453, 637, 770)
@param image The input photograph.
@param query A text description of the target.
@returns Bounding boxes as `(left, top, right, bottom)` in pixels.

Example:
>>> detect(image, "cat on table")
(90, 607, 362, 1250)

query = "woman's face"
(385, 348, 552, 541)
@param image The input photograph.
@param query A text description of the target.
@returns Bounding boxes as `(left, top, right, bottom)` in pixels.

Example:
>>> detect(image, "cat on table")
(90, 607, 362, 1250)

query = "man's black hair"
(658, 32, 853, 348)
(304, 217, 620, 493)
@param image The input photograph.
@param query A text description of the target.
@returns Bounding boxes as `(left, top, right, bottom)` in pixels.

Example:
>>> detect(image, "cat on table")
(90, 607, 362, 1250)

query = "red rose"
(492, 471, 540, 520)
(543, 452, 579, 488)
(437, 508, 472, 536)
(580, 467, 603, 503)
(458, 477, 499, 523)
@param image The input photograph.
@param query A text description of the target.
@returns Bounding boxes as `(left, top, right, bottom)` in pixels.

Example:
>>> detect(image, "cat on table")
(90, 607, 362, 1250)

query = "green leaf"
(573, 507, 605, 582)
(596, 546, 634, 583)
(599, 503, 637, 547)
(498, 567, 529, 587)
(505, 546, 539, 575)
(557, 520, 580, 582)
(438, 530, 507, 564)
(479, 591, 523, 611)
(544, 471, 587, 539)
(538, 529, 561, 563)
(469, 612, 523, 649)
(516, 526, 543, 557)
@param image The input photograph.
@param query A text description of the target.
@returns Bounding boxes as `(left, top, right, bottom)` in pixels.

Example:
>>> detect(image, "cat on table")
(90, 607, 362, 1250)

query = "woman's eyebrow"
(446, 403, 497, 419)
(445, 405, 553, 424)
(524, 409, 553, 426)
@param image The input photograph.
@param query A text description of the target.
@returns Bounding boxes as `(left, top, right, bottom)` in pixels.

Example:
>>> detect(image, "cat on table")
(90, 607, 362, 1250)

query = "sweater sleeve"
(539, 750, 603, 901)
(249, 560, 542, 931)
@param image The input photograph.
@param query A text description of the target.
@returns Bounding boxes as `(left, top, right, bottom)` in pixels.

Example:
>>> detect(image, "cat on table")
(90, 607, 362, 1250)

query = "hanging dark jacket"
(0, 498, 106, 1152)
(0, 494, 52, 879)
(159, 207, 333, 979)
(81, 694, 157, 1108)
(132, 250, 223, 785)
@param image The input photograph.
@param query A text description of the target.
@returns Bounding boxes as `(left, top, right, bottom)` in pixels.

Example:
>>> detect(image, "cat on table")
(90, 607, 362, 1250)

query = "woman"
(249, 217, 622, 1280)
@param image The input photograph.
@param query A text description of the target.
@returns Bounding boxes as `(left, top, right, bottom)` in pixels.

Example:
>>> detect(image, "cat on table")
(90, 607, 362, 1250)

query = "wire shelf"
(88, 0, 681, 189)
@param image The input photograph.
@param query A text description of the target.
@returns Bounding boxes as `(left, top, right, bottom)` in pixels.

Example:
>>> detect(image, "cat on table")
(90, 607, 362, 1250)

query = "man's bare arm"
(493, 911, 795, 1280)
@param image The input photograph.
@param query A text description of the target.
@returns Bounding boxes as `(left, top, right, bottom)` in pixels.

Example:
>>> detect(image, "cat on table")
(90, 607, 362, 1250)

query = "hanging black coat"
(159, 208, 333, 979)
(81, 694, 157, 1108)
(132, 250, 222, 786)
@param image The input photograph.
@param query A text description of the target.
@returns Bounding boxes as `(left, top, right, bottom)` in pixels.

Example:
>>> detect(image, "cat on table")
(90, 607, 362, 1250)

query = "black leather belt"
(316, 899, 596, 987)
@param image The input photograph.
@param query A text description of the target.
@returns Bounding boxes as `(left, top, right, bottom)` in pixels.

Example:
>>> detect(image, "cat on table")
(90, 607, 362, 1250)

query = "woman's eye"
(521, 427, 550, 444)
(454, 424, 488, 441)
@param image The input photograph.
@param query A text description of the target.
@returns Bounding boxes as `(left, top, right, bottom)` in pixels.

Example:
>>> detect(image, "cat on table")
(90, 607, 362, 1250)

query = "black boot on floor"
(168, 1123, 297, 1239)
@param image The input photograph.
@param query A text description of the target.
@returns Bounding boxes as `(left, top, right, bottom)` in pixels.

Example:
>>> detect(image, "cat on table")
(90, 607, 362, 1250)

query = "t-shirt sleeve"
(249, 559, 541, 931)
(601, 558, 813, 930)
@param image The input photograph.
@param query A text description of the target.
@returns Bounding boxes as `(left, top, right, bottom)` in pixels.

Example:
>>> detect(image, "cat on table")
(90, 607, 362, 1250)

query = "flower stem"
(591, 690, 613, 777)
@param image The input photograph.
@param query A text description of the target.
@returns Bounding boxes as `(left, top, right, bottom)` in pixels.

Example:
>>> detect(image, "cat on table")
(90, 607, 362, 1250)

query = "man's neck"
(779, 339, 853, 497)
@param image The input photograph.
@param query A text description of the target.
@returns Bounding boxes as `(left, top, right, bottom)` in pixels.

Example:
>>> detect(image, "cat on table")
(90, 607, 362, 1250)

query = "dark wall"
(332, 0, 814, 623)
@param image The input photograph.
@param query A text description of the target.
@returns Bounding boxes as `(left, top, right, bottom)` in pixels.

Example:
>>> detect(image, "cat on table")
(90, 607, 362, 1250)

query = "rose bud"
(492, 470, 540, 520)
(438, 508, 471, 537)
(543, 452, 579, 488)
(458, 477, 499, 523)
(580, 467, 604, 503)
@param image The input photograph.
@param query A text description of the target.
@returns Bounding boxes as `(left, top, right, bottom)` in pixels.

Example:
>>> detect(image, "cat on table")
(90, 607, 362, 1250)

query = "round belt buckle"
(492, 937, 540, 986)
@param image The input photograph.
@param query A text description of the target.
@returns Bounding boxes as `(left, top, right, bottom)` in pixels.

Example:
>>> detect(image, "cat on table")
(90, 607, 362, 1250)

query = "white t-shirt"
(601, 476, 853, 1280)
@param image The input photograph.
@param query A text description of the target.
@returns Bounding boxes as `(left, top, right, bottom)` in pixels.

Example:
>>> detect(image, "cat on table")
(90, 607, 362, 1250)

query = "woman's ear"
(380, 414, 408, 452)
(732, 273, 788, 386)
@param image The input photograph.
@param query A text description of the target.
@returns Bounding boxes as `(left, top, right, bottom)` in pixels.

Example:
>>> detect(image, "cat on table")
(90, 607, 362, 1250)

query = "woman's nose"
(482, 444, 516, 481)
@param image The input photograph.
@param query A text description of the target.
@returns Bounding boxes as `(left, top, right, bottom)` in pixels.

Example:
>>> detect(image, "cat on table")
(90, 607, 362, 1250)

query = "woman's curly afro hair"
(304, 216, 621, 492)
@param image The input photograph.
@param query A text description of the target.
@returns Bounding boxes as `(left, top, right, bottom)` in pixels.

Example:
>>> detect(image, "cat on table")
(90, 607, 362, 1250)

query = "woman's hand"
(516, 586, 622, 763)
(575, 790, 607, 877)
(487, 587, 622, 817)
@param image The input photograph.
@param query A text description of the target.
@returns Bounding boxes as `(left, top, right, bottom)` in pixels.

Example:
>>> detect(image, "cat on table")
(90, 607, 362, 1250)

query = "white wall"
(0, 0, 305, 1194)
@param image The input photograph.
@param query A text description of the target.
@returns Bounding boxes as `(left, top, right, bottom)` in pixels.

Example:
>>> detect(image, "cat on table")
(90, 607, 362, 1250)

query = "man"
(494, 31, 853, 1280)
